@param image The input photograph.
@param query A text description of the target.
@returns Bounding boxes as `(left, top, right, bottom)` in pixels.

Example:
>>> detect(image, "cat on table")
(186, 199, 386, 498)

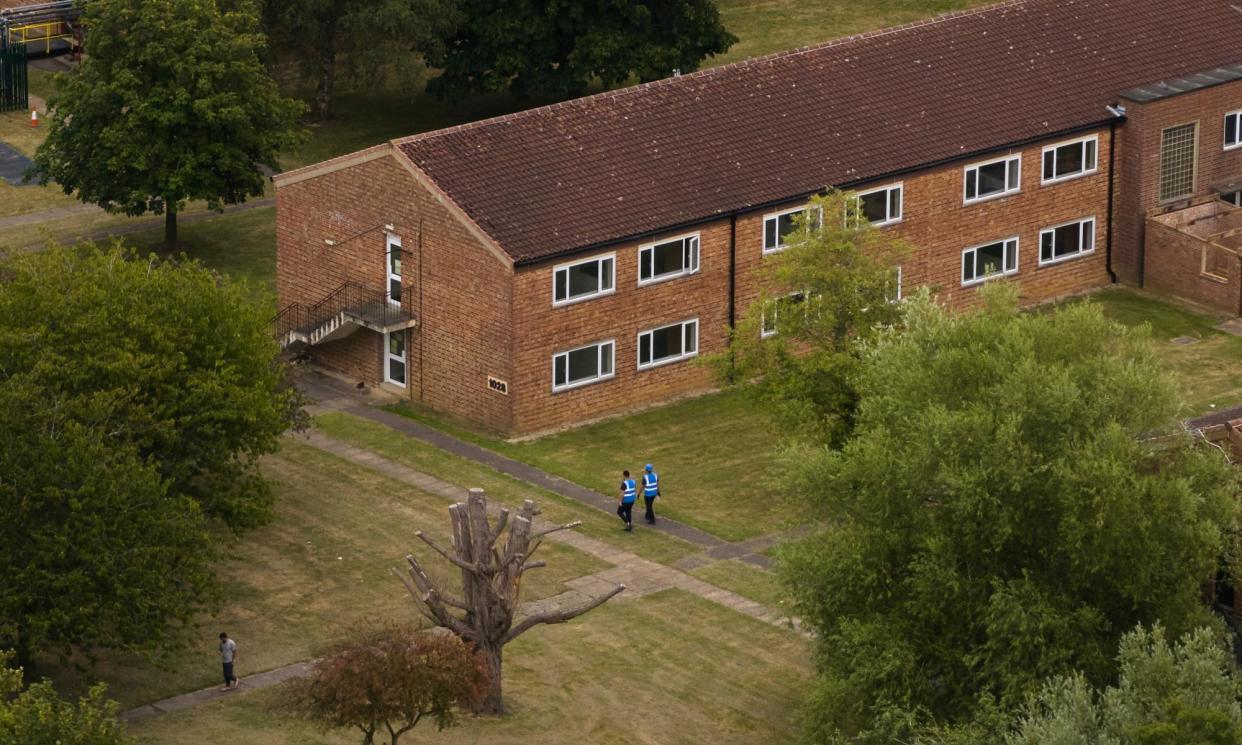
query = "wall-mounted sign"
(487, 376, 509, 395)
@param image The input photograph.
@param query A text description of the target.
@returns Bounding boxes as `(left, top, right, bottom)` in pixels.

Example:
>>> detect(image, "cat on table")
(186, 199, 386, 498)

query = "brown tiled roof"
(0, 0, 48, 11)
(397, 0, 1242, 265)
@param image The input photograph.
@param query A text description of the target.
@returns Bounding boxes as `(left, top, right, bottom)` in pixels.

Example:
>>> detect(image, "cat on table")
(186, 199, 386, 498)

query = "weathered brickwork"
(1115, 78, 1242, 283)
(275, 149, 516, 432)
(1144, 218, 1242, 314)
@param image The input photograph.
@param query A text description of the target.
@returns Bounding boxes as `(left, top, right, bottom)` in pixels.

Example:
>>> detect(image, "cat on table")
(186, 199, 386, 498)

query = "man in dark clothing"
(218, 632, 239, 691)
(617, 469, 637, 532)
(641, 463, 659, 525)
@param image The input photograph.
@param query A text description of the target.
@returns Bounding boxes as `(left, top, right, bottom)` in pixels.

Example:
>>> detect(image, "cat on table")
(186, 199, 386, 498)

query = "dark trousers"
(617, 501, 634, 526)
(223, 662, 236, 685)
(643, 495, 657, 523)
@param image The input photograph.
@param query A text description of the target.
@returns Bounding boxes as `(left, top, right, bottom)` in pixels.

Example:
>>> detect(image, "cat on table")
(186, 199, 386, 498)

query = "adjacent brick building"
(274, 0, 1242, 435)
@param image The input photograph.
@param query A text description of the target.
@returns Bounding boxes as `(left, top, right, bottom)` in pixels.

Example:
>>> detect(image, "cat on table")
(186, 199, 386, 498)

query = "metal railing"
(274, 282, 416, 347)
(1, 1, 82, 53)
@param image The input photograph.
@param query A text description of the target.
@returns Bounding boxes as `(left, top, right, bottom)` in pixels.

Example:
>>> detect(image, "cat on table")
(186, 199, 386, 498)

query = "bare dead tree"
(393, 488, 623, 715)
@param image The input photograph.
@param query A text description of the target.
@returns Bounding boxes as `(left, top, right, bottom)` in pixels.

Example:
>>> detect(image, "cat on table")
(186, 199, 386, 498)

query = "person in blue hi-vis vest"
(641, 463, 659, 525)
(617, 469, 637, 532)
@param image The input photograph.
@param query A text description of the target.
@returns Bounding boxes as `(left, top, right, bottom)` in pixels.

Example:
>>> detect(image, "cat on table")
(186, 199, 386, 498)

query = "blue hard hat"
(645, 464, 653, 471)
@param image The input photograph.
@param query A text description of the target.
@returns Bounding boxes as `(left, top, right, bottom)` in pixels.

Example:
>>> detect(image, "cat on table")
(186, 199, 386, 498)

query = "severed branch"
(502, 584, 626, 644)
(415, 531, 478, 573)
(532, 520, 582, 539)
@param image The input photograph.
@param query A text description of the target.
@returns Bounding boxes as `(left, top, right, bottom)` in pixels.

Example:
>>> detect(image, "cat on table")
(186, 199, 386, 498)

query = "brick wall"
(1117, 78, 1242, 283)
(276, 149, 516, 432)
(1144, 201, 1242, 315)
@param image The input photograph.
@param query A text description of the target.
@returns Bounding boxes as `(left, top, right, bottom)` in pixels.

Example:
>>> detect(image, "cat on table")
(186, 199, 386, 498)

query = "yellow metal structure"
(5, 19, 73, 54)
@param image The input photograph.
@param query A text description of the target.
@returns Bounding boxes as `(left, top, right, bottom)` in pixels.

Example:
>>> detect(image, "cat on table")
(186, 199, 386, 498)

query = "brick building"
(274, 0, 1242, 435)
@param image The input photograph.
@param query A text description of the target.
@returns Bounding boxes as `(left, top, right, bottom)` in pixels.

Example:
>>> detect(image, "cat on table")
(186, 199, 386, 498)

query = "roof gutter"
(513, 119, 1116, 267)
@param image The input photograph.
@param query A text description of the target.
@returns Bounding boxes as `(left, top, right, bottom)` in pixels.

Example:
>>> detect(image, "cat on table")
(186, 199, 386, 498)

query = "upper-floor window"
(553, 253, 615, 306)
(1042, 136, 1098, 184)
(964, 155, 1021, 204)
(760, 292, 806, 338)
(639, 233, 700, 285)
(763, 206, 820, 253)
(1225, 111, 1241, 150)
(1159, 122, 1198, 202)
(638, 319, 698, 369)
(552, 339, 615, 392)
(962, 237, 1019, 286)
(1039, 217, 1095, 265)
(856, 183, 903, 226)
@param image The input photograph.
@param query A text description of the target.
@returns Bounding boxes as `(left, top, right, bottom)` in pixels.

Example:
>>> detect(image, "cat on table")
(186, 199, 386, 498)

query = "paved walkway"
(0, 142, 33, 187)
(120, 429, 803, 723)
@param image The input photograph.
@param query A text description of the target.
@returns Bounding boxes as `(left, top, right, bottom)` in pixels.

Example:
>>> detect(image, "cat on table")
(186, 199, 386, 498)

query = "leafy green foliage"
(720, 190, 909, 447)
(427, 0, 737, 99)
(261, 0, 457, 119)
(0, 244, 302, 666)
(32, 0, 305, 244)
(781, 286, 1241, 741)
(1010, 625, 1242, 745)
(287, 624, 490, 744)
(0, 653, 130, 745)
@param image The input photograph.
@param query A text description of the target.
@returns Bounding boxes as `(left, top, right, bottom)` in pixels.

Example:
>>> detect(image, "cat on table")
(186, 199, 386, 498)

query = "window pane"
(389, 332, 405, 356)
(1041, 232, 1054, 262)
(889, 188, 901, 220)
(1042, 151, 1055, 180)
(1159, 123, 1197, 201)
(600, 343, 614, 376)
(601, 258, 614, 291)
(684, 321, 697, 354)
(651, 239, 686, 278)
(640, 250, 654, 281)
(554, 355, 567, 387)
(555, 270, 568, 301)
(963, 253, 976, 282)
(976, 161, 1008, 195)
(776, 212, 800, 247)
(764, 217, 777, 250)
(565, 345, 600, 383)
(639, 334, 651, 365)
(1006, 160, 1020, 190)
(859, 191, 889, 223)
(389, 358, 405, 384)
(1053, 223, 1081, 258)
(650, 324, 682, 362)
(1082, 221, 1094, 252)
(1227, 114, 1240, 146)
(965, 175, 977, 200)
(1085, 139, 1097, 170)
(1004, 240, 1017, 272)
(1055, 142, 1084, 176)
(974, 241, 1006, 278)
(567, 261, 601, 297)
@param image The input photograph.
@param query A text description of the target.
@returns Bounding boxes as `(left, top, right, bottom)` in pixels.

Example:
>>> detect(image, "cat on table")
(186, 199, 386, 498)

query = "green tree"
(287, 624, 489, 744)
(31, 0, 305, 246)
(427, 0, 736, 100)
(0, 653, 130, 745)
(261, 0, 457, 120)
(720, 190, 909, 447)
(0, 244, 301, 666)
(782, 286, 1240, 741)
(1010, 625, 1242, 745)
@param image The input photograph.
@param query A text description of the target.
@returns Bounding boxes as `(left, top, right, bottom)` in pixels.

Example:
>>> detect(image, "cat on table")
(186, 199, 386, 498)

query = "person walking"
(641, 463, 659, 525)
(218, 632, 239, 691)
(617, 469, 637, 532)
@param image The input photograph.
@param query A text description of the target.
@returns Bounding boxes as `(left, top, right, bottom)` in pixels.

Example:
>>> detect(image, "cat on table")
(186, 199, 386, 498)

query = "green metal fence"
(0, 39, 29, 113)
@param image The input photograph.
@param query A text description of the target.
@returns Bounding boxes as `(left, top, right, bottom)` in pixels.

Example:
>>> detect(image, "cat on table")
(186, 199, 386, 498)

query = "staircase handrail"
(273, 281, 415, 343)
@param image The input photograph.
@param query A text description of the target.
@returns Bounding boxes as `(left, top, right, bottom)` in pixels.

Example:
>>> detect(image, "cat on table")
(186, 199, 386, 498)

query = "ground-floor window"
(552, 340, 615, 392)
(1039, 217, 1095, 265)
(962, 237, 1019, 286)
(638, 319, 698, 369)
(761, 293, 806, 337)
(1221, 190, 1242, 207)
(385, 331, 407, 387)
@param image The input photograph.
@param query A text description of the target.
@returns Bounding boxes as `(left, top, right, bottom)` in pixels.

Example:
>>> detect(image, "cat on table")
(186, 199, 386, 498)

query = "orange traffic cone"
(30, 109, 38, 127)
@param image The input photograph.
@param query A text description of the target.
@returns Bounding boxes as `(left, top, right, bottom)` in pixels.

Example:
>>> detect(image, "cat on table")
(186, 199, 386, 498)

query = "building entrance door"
(385, 331, 407, 387)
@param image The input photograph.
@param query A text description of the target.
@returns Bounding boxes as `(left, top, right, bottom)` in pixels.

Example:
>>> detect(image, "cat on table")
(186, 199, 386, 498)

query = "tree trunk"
(164, 199, 178, 247)
(313, 17, 338, 120)
(476, 643, 505, 716)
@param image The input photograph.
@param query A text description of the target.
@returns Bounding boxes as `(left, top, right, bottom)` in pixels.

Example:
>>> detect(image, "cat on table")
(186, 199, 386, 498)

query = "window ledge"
(638, 269, 699, 288)
(553, 288, 616, 308)
(552, 373, 616, 394)
(961, 270, 1019, 288)
(1201, 272, 1230, 284)
(637, 352, 698, 372)
(1037, 249, 1096, 268)
(1041, 169, 1098, 186)
(963, 189, 1022, 207)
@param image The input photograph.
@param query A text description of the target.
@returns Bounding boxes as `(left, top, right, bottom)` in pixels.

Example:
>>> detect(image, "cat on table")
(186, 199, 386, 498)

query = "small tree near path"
(287, 624, 488, 745)
(393, 488, 624, 715)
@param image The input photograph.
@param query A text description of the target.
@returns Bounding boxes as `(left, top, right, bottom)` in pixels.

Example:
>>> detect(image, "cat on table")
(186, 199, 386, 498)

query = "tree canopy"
(287, 624, 489, 745)
(426, 0, 737, 100)
(32, 0, 304, 245)
(0, 244, 301, 668)
(720, 190, 909, 447)
(780, 286, 1240, 741)
(0, 653, 130, 745)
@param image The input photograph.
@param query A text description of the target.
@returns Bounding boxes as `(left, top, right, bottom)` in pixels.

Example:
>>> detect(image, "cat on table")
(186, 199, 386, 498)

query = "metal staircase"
(274, 282, 416, 351)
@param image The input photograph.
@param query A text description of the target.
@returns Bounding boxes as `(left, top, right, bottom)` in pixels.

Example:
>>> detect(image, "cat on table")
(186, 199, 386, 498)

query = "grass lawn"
(42, 439, 608, 709)
(387, 390, 787, 543)
(123, 589, 811, 745)
(690, 559, 794, 612)
(312, 412, 699, 566)
(1059, 288, 1242, 415)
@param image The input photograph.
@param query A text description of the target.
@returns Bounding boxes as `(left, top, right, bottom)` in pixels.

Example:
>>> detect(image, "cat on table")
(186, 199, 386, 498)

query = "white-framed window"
(963, 155, 1021, 204)
(1041, 135, 1098, 184)
(639, 233, 700, 285)
(1225, 111, 1241, 150)
(1039, 217, 1096, 266)
(553, 253, 615, 306)
(1159, 123, 1198, 202)
(637, 319, 698, 369)
(760, 292, 806, 338)
(763, 206, 820, 253)
(1221, 190, 1242, 207)
(552, 340, 615, 392)
(856, 183, 903, 226)
(961, 237, 1019, 286)
(888, 266, 903, 302)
